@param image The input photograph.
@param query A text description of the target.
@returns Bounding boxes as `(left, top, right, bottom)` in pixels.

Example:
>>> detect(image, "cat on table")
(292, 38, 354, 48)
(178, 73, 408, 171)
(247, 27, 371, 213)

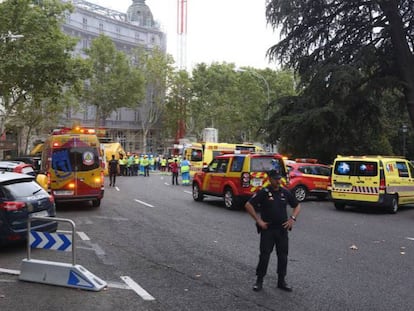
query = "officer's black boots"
(253, 276, 292, 292)
(252, 277, 263, 291)
(277, 276, 293, 292)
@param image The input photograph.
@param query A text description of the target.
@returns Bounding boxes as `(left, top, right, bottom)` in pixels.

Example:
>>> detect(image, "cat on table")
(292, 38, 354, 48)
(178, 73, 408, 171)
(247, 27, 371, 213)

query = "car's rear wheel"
(293, 185, 307, 202)
(389, 196, 398, 214)
(92, 199, 101, 207)
(192, 183, 204, 201)
(334, 202, 345, 210)
(224, 188, 239, 210)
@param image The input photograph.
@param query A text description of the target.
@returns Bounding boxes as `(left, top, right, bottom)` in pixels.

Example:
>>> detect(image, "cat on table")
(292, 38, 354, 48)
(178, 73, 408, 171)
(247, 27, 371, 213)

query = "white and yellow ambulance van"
(330, 155, 414, 213)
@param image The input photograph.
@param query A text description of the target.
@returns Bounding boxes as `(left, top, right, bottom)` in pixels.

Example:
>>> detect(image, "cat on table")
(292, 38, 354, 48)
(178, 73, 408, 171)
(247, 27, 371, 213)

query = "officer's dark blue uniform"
(245, 169, 301, 292)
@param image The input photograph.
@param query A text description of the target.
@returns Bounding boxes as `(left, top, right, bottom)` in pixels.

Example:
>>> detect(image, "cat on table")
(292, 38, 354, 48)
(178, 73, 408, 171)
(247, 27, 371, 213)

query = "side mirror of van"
(36, 173, 48, 191)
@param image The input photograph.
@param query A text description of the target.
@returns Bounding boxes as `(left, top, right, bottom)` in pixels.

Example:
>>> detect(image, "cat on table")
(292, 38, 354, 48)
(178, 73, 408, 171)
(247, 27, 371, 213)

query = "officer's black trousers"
(256, 227, 289, 279)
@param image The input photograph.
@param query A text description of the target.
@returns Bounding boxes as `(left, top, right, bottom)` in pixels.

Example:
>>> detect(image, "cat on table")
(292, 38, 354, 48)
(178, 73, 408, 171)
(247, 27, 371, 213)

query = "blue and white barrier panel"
(20, 216, 107, 291)
(30, 231, 72, 252)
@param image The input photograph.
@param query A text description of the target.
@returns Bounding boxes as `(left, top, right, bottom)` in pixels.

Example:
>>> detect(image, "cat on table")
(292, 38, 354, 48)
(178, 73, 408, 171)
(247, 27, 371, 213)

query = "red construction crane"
(175, 0, 188, 143)
(177, 0, 187, 70)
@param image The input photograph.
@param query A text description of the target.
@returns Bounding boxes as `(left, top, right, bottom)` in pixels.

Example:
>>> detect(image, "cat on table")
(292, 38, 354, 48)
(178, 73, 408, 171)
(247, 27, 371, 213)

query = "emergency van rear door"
(332, 160, 380, 202)
(51, 137, 100, 198)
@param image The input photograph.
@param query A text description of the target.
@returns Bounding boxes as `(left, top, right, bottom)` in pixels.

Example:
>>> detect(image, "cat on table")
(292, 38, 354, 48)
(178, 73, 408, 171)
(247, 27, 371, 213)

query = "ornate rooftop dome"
(127, 0, 154, 27)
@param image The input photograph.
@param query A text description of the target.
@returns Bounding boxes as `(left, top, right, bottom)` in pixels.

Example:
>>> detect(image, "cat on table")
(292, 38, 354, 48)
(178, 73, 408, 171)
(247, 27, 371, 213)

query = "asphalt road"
(1, 172, 413, 311)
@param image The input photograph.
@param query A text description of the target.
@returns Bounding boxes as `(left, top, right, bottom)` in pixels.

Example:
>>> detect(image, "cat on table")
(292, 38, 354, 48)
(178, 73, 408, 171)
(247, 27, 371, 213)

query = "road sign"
(30, 231, 72, 251)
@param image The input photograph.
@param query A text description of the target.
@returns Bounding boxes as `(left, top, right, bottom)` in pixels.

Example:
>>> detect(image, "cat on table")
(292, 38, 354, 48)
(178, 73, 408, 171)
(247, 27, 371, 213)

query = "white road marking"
(121, 276, 155, 301)
(183, 190, 192, 195)
(115, 186, 119, 191)
(164, 182, 170, 186)
(406, 237, 414, 241)
(94, 216, 129, 221)
(106, 281, 132, 290)
(0, 268, 20, 275)
(134, 199, 154, 208)
(77, 231, 90, 241)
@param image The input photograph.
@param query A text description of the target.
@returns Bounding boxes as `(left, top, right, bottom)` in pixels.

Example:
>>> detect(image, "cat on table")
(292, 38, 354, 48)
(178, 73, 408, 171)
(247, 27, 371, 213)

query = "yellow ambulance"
(40, 126, 104, 207)
(330, 155, 414, 213)
(101, 142, 126, 176)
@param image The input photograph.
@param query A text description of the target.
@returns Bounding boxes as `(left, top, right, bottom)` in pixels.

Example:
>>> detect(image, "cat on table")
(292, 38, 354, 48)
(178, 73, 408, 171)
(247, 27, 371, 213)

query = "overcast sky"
(91, 0, 280, 70)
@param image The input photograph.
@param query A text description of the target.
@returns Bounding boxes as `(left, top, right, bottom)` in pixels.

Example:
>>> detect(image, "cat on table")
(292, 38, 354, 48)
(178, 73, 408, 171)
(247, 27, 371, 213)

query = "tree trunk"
(380, 1, 414, 128)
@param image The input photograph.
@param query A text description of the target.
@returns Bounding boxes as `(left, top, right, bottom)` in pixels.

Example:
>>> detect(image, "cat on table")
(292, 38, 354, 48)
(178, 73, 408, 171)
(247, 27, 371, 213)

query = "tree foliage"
(0, 0, 89, 154)
(164, 69, 192, 141)
(188, 62, 295, 144)
(132, 46, 174, 152)
(84, 34, 145, 127)
(265, 0, 413, 161)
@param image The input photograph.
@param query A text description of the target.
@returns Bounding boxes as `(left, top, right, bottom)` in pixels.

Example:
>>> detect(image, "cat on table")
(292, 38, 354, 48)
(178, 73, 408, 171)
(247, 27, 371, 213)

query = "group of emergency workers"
(113, 153, 191, 185)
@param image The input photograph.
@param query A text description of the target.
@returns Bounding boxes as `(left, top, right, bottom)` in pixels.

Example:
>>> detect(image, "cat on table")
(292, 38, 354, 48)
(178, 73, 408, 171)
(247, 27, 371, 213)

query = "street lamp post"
(402, 124, 408, 157)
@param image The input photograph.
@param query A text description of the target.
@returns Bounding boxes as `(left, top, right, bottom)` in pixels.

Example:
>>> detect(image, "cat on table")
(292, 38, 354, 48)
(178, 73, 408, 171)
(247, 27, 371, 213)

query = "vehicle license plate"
(32, 210, 48, 217)
(335, 183, 351, 189)
(252, 178, 263, 187)
(54, 190, 74, 196)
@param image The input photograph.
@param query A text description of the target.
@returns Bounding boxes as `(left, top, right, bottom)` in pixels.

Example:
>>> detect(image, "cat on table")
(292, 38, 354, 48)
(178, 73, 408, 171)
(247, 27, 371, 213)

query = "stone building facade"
(60, 0, 167, 154)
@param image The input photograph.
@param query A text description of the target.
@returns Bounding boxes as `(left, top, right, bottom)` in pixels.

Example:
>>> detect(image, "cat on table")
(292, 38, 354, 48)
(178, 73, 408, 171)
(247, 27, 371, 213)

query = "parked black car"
(0, 172, 57, 246)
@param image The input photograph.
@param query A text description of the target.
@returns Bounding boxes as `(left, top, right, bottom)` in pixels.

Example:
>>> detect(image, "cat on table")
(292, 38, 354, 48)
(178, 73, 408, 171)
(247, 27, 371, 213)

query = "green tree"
(268, 64, 399, 163)
(0, 0, 88, 154)
(189, 63, 295, 144)
(190, 62, 243, 142)
(164, 69, 192, 142)
(236, 67, 296, 143)
(265, 0, 412, 160)
(84, 34, 144, 127)
(132, 46, 174, 152)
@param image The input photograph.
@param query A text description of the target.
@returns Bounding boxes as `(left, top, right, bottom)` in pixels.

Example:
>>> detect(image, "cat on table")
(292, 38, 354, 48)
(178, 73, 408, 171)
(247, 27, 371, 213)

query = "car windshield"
(251, 157, 284, 173)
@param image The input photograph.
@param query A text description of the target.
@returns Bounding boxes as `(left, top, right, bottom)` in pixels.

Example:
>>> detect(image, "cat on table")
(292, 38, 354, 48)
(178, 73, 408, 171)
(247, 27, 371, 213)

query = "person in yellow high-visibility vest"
(142, 155, 150, 177)
(161, 157, 167, 173)
(119, 155, 127, 176)
(180, 157, 191, 185)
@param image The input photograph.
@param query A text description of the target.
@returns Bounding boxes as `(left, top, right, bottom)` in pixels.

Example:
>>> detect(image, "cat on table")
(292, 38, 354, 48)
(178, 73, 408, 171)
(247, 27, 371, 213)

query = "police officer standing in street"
(244, 169, 301, 292)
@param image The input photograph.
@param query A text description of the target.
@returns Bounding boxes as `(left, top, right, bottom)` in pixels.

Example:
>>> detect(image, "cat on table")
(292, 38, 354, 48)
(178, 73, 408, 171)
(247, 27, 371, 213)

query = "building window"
(116, 27, 121, 38)
(116, 110, 121, 121)
(83, 106, 88, 121)
(66, 107, 71, 119)
(82, 17, 87, 30)
(65, 12, 71, 23)
(82, 38, 88, 50)
(99, 23, 104, 33)
(135, 32, 140, 42)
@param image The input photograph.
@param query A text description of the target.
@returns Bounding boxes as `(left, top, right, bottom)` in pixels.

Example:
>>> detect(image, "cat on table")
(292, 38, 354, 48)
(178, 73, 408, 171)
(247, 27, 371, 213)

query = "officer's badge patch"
(268, 192, 274, 200)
